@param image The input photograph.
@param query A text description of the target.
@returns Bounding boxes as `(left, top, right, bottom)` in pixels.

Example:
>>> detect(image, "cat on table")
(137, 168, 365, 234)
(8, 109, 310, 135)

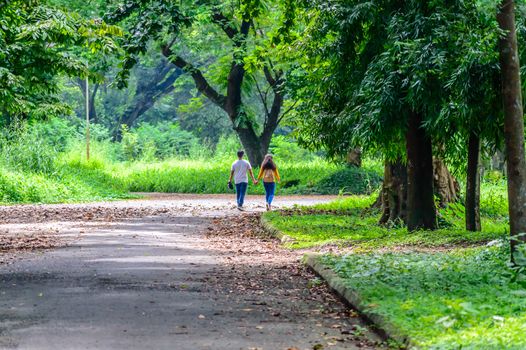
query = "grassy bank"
(263, 184, 508, 249)
(0, 157, 133, 205)
(323, 246, 526, 349)
(262, 187, 521, 348)
(0, 119, 384, 204)
(0, 156, 382, 205)
(0, 143, 383, 205)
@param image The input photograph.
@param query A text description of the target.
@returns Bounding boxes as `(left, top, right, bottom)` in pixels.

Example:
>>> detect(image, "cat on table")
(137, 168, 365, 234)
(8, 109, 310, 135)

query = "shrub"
(133, 121, 199, 159)
(297, 166, 382, 195)
(0, 126, 56, 174)
(269, 135, 316, 162)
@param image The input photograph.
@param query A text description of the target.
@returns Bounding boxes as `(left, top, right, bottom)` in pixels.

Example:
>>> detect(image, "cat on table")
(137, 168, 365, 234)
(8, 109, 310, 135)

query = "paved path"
(0, 195, 381, 349)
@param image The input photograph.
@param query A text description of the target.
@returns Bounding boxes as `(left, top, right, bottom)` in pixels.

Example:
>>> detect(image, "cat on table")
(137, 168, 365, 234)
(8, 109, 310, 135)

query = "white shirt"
(231, 159, 252, 184)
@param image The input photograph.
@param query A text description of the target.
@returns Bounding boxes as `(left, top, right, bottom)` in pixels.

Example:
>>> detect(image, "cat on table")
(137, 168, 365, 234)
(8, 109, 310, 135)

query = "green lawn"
(263, 191, 508, 249)
(263, 187, 523, 349)
(323, 247, 526, 349)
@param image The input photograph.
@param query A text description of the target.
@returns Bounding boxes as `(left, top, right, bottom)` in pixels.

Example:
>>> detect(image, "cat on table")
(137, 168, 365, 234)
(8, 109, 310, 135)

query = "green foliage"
(264, 193, 508, 249)
(269, 135, 316, 162)
(117, 122, 201, 161)
(288, 0, 504, 164)
(322, 245, 526, 349)
(308, 167, 382, 195)
(117, 159, 346, 195)
(0, 124, 129, 204)
(0, 118, 365, 202)
(1, 138, 55, 175)
(0, 0, 120, 124)
(133, 122, 199, 159)
(120, 125, 139, 161)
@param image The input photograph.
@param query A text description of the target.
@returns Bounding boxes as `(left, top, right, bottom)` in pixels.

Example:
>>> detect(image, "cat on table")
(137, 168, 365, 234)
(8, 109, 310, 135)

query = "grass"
(263, 182, 520, 348)
(263, 189, 509, 249)
(0, 156, 133, 205)
(0, 120, 384, 204)
(323, 246, 526, 349)
(0, 144, 383, 204)
(114, 159, 382, 196)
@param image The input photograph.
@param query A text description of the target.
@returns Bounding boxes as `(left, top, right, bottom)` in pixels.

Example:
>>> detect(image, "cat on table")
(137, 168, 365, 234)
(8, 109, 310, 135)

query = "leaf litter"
(204, 213, 386, 349)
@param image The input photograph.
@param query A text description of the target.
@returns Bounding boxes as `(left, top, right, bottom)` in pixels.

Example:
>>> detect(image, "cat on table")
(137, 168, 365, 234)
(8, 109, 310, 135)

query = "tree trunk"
(161, 18, 284, 167)
(236, 126, 266, 166)
(466, 132, 481, 231)
(497, 0, 526, 256)
(379, 159, 407, 225)
(346, 148, 362, 167)
(406, 112, 437, 231)
(433, 158, 459, 207)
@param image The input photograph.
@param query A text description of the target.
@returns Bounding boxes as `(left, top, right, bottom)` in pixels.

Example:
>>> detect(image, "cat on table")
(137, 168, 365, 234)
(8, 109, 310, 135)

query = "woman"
(257, 154, 281, 211)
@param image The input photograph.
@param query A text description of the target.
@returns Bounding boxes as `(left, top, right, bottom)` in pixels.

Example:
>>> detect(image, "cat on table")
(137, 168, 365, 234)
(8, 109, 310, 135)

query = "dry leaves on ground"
(204, 213, 384, 349)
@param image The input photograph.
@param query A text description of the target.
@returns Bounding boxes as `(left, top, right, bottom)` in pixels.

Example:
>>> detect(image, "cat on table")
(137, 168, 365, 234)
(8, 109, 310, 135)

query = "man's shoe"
(237, 206, 244, 211)
(266, 203, 269, 211)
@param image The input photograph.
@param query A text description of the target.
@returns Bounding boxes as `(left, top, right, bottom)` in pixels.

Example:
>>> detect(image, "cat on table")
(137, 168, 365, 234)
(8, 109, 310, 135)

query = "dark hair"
(237, 150, 244, 158)
(262, 158, 276, 170)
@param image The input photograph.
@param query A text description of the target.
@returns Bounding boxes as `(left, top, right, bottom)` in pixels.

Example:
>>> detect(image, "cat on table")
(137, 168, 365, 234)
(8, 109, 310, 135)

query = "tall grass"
(116, 159, 362, 195)
(0, 119, 383, 203)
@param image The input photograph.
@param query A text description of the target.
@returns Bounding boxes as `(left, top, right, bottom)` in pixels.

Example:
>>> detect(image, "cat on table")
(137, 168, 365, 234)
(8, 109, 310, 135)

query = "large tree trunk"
(466, 132, 481, 231)
(406, 112, 437, 231)
(236, 126, 266, 166)
(498, 0, 526, 256)
(433, 158, 459, 207)
(379, 159, 407, 225)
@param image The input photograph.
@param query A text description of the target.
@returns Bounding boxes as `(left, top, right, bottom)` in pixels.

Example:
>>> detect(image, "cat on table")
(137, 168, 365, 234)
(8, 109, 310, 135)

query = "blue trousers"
(264, 182, 276, 205)
(235, 182, 248, 207)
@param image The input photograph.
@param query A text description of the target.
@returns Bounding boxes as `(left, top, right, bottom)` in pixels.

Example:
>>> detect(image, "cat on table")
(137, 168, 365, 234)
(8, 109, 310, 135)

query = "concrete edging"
(303, 253, 411, 348)
(259, 215, 297, 245)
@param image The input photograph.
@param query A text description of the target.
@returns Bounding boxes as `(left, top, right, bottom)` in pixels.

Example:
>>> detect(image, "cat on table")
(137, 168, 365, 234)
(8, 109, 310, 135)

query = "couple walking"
(228, 150, 280, 211)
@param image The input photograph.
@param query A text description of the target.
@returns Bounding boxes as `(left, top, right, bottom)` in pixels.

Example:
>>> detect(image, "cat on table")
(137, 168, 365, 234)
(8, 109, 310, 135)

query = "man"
(228, 150, 257, 210)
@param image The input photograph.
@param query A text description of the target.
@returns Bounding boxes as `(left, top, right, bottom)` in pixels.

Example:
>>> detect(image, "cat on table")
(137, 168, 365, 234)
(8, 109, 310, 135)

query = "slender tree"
(497, 0, 526, 255)
(466, 132, 482, 231)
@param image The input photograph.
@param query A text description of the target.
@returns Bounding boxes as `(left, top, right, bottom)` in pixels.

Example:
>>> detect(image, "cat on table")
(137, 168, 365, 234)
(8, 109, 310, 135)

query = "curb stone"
(260, 215, 297, 245)
(303, 253, 410, 348)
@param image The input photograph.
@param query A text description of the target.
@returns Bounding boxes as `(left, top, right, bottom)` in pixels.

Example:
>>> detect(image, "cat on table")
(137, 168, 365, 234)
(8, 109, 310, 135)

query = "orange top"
(257, 167, 281, 182)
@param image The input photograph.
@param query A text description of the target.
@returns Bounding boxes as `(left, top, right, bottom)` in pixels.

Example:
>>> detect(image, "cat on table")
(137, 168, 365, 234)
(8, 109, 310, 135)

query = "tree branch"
(278, 100, 298, 124)
(211, 12, 250, 47)
(254, 78, 270, 119)
(162, 45, 227, 110)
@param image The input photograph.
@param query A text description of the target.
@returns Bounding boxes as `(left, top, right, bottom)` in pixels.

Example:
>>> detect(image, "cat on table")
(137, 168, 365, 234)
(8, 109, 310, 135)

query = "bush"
(0, 126, 57, 174)
(133, 121, 200, 159)
(269, 135, 316, 162)
(309, 166, 382, 195)
(213, 135, 242, 162)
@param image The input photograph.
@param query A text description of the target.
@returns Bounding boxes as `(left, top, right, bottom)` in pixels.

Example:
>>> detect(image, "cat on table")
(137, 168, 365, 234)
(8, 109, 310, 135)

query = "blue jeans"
(264, 182, 276, 205)
(235, 182, 248, 207)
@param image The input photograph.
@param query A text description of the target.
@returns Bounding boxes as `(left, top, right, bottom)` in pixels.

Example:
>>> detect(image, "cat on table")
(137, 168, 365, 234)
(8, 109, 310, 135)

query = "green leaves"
(289, 0, 506, 164)
(0, 1, 121, 123)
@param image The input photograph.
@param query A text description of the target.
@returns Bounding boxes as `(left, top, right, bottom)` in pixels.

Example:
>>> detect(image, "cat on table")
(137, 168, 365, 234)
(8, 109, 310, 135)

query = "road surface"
(0, 194, 381, 349)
